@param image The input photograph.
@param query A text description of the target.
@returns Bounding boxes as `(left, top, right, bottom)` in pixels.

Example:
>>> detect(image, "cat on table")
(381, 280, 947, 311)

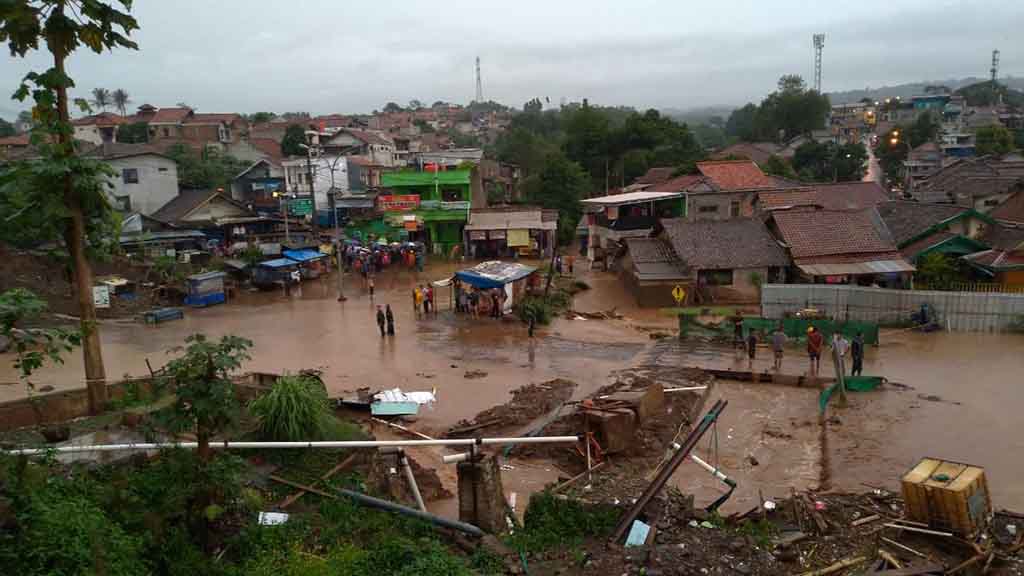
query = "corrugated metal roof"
(796, 260, 916, 276)
(580, 191, 685, 206)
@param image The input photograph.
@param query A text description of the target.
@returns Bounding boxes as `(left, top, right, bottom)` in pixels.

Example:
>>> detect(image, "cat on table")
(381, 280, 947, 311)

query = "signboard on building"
(469, 230, 487, 241)
(92, 285, 110, 309)
(288, 198, 313, 216)
(378, 195, 420, 212)
(488, 230, 506, 240)
(507, 229, 530, 247)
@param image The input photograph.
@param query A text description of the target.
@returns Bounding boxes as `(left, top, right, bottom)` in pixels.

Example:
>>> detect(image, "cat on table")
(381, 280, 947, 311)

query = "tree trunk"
(196, 427, 211, 463)
(53, 37, 107, 414)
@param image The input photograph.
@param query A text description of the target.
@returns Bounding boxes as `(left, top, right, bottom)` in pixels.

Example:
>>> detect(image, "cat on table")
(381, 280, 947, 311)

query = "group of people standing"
(453, 280, 506, 319)
(413, 284, 435, 317)
(375, 304, 395, 337)
(736, 318, 865, 377)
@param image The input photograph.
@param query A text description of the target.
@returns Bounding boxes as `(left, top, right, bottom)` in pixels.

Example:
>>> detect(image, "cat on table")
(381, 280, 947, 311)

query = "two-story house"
(83, 143, 180, 216)
(375, 168, 475, 255)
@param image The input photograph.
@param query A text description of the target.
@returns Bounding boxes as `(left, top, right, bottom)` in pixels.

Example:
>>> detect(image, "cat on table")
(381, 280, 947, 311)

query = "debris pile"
(445, 379, 577, 438)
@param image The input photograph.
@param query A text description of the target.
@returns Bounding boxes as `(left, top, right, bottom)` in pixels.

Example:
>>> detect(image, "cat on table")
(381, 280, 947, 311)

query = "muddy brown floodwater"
(3, 264, 1023, 513)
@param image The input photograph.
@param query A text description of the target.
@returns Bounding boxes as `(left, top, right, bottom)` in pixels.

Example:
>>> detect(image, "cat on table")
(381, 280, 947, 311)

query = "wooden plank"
(371, 417, 435, 441)
(880, 537, 928, 559)
(268, 475, 337, 500)
(445, 418, 503, 436)
(870, 563, 945, 575)
(551, 461, 607, 494)
(878, 549, 902, 569)
(852, 514, 880, 527)
(797, 555, 865, 576)
(884, 523, 954, 537)
(279, 453, 357, 509)
(802, 494, 828, 534)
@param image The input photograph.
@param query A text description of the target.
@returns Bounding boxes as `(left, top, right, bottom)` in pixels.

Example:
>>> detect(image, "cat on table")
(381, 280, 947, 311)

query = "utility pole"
(813, 34, 825, 93)
(305, 145, 318, 235)
(475, 56, 483, 103)
(991, 49, 1001, 105)
(324, 154, 347, 302)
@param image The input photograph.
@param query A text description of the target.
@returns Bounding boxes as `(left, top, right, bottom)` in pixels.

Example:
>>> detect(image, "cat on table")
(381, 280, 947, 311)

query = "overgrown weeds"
(249, 374, 331, 441)
(507, 491, 620, 554)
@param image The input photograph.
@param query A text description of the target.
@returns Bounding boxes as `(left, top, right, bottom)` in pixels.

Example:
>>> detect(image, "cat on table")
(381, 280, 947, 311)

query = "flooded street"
(3, 264, 1023, 511)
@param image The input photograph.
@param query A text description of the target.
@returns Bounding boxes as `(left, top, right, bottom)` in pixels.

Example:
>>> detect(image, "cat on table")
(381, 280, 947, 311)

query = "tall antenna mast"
(991, 49, 1001, 104)
(813, 34, 825, 93)
(475, 56, 483, 103)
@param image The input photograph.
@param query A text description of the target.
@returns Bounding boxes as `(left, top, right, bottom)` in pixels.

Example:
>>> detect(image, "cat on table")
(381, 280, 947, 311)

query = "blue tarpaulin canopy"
(283, 249, 327, 263)
(454, 261, 537, 290)
(259, 258, 298, 269)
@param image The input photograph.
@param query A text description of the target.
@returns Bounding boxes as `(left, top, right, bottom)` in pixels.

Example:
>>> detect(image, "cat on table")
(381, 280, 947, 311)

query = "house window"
(698, 205, 718, 214)
(161, 127, 170, 137)
(442, 187, 461, 202)
(122, 168, 139, 184)
(158, 167, 168, 172)
(114, 195, 131, 211)
(730, 201, 741, 217)
(698, 269, 734, 286)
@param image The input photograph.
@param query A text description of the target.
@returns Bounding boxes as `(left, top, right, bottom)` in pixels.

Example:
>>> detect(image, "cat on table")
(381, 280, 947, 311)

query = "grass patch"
(507, 491, 621, 555)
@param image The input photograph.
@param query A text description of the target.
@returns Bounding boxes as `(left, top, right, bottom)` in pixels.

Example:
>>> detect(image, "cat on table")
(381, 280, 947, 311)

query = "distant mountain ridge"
(827, 76, 1024, 104)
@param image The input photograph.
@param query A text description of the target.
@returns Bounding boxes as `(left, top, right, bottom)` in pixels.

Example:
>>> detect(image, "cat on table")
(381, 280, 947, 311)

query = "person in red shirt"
(806, 326, 824, 375)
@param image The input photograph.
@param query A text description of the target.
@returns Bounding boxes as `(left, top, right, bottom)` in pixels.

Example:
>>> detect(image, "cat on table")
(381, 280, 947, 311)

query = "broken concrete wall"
(457, 455, 508, 534)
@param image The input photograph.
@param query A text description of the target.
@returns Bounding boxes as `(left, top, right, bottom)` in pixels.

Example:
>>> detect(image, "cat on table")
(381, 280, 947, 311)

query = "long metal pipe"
(399, 452, 427, 512)
(338, 488, 484, 537)
(6, 436, 580, 456)
(609, 399, 727, 544)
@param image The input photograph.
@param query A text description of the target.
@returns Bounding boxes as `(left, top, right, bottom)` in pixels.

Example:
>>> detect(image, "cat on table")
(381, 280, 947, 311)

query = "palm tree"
(91, 87, 111, 113)
(112, 88, 131, 116)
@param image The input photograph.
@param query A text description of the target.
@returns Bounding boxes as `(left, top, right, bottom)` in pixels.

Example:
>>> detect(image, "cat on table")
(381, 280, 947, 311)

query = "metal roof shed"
(454, 261, 537, 290)
(283, 249, 327, 263)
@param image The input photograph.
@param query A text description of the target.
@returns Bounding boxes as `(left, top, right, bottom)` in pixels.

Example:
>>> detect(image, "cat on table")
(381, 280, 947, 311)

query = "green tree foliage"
(873, 112, 941, 183)
(157, 333, 252, 462)
(726, 75, 829, 142)
(408, 99, 423, 110)
(383, 102, 403, 113)
(0, 289, 80, 393)
(90, 87, 111, 112)
(0, 117, 14, 136)
(760, 154, 798, 180)
(975, 124, 1015, 157)
(523, 151, 588, 244)
(248, 111, 274, 123)
(249, 374, 331, 441)
(111, 87, 130, 116)
(955, 80, 1024, 108)
(915, 253, 961, 288)
(412, 118, 434, 133)
(165, 143, 249, 190)
(692, 122, 727, 150)
(115, 120, 147, 143)
(792, 141, 867, 182)
(2, 0, 141, 413)
(280, 123, 306, 157)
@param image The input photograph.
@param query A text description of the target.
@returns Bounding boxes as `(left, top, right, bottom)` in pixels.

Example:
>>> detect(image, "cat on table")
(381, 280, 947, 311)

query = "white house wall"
(105, 155, 179, 216)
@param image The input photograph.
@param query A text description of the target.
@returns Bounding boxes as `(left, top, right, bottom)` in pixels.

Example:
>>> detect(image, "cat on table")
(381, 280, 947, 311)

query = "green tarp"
(743, 317, 879, 346)
(818, 376, 884, 413)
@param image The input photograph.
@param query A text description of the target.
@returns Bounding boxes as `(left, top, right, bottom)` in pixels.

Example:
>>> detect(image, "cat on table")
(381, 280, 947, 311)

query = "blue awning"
(259, 258, 298, 269)
(454, 261, 537, 290)
(283, 249, 327, 263)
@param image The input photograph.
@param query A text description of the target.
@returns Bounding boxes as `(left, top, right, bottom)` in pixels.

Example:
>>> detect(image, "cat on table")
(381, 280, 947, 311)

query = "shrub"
(15, 491, 146, 576)
(249, 374, 331, 441)
(509, 491, 620, 554)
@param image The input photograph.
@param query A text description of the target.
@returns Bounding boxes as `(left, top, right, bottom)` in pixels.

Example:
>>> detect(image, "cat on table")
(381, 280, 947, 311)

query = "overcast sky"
(2, 0, 1022, 119)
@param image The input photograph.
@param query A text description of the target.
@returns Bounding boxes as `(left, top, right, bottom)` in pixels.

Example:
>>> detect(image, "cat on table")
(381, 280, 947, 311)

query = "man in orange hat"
(806, 326, 823, 375)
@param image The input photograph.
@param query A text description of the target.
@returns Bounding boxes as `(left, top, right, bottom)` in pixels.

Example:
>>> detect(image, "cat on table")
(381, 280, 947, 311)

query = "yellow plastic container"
(901, 457, 991, 537)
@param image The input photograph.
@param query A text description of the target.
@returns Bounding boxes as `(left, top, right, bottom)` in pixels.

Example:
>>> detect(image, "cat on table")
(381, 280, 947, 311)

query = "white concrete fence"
(761, 284, 1024, 333)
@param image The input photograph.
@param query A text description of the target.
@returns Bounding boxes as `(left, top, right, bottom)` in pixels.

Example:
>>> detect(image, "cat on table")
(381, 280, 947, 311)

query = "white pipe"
(689, 452, 728, 483)
(442, 452, 471, 464)
(6, 436, 580, 456)
(400, 453, 427, 512)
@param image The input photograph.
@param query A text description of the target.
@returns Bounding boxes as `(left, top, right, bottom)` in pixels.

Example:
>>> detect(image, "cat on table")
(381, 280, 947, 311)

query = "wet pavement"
(3, 263, 1024, 512)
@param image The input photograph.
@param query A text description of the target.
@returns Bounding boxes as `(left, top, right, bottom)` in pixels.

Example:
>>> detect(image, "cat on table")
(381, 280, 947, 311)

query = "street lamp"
(300, 142, 347, 302)
(890, 132, 913, 198)
(272, 189, 291, 243)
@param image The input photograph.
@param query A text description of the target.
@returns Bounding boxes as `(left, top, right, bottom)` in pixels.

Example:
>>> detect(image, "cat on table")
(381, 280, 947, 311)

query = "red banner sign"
(378, 194, 420, 212)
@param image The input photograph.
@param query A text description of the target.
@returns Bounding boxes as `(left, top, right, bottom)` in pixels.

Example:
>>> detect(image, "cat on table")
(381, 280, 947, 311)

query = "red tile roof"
(72, 112, 131, 126)
(772, 209, 897, 261)
(712, 142, 783, 165)
(149, 107, 193, 124)
(989, 191, 1024, 224)
(344, 128, 393, 146)
(635, 167, 676, 185)
(696, 160, 775, 190)
(0, 133, 31, 146)
(759, 181, 889, 212)
(647, 173, 703, 193)
(250, 138, 284, 164)
(184, 113, 241, 125)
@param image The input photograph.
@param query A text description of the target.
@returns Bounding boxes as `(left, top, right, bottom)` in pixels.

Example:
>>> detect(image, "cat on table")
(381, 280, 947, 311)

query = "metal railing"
(915, 282, 1024, 294)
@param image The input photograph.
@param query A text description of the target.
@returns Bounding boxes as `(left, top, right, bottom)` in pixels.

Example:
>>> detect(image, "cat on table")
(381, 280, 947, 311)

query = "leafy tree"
(2, 0, 139, 414)
(874, 112, 941, 183)
(523, 151, 588, 244)
(111, 87, 130, 115)
(761, 154, 797, 180)
(249, 374, 330, 441)
(0, 288, 80, 400)
(280, 123, 306, 157)
(280, 111, 310, 121)
(0, 117, 14, 137)
(792, 141, 867, 182)
(564, 99, 611, 190)
(975, 124, 1014, 157)
(412, 118, 434, 133)
(915, 253, 960, 289)
(158, 334, 252, 462)
(165, 143, 249, 190)
(248, 111, 274, 123)
(16, 109, 33, 131)
(692, 122, 727, 150)
(431, 100, 448, 108)
(493, 126, 558, 176)
(91, 87, 111, 112)
(116, 120, 148, 143)
(725, 103, 759, 141)
(1015, 129, 1024, 151)
(383, 101, 403, 113)
(408, 99, 423, 110)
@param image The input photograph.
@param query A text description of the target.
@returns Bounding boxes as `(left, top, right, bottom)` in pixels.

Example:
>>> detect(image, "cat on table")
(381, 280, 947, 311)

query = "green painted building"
(378, 169, 473, 255)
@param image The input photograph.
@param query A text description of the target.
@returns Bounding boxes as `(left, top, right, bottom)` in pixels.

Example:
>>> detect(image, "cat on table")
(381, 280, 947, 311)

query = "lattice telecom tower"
(475, 56, 483, 103)
(813, 34, 825, 93)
